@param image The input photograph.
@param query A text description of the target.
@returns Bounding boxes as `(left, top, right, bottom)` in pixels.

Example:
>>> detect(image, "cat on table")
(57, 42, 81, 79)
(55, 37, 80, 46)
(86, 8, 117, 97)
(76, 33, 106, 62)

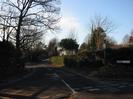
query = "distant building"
(129, 36, 133, 45)
(111, 44, 126, 49)
(57, 47, 67, 56)
(111, 36, 133, 49)
(57, 47, 76, 56)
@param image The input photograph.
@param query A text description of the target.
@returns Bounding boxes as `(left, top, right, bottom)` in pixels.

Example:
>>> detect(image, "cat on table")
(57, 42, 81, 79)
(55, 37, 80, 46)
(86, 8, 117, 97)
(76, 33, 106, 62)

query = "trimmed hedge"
(50, 56, 64, 66)
(64, 56, 78, 68)
(96, 48, 133, 66)
(64, 47, 133, 69)
(64, 55, 103, 68)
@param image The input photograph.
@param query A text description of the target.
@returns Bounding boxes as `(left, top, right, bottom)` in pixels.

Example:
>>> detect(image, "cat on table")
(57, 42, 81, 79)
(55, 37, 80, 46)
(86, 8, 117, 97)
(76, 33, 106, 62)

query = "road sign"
(116, 60, 130, 64)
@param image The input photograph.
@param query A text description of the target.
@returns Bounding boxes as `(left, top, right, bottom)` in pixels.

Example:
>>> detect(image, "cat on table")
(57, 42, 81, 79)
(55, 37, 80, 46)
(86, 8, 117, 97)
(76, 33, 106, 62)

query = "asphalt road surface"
(1, 64, 133, 99)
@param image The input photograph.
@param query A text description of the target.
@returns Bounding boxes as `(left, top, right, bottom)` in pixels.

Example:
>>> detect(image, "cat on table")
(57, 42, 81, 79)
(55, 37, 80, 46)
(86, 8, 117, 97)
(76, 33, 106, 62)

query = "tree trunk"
(16, 26, 21, 51)
(15, 14, 24, 70)
(16, 15, 23, 52)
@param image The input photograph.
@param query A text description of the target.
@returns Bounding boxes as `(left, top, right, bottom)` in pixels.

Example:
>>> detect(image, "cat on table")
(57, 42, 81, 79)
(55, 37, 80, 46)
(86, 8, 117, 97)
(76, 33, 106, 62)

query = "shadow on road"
(1, 61, 133, 99)
(0, 65, 71, 99)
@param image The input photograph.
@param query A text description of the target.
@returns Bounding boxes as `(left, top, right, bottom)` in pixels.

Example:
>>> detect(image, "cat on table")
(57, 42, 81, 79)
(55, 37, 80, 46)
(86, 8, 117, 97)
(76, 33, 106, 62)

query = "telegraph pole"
(103, 38, 106, 66)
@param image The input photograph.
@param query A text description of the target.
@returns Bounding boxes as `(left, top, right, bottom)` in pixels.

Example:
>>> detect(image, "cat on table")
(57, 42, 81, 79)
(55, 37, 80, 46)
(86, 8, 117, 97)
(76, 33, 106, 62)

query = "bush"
(0, 41, 18, 76)
(78, 56, 89, 68)
(63, 54, 103, 68)
(78, 49, 89, 57)
(64, 56, 78, 68)
(114, 48, 133, 66)
(27, 49, 48, 62)
(96, 48, 133, 66)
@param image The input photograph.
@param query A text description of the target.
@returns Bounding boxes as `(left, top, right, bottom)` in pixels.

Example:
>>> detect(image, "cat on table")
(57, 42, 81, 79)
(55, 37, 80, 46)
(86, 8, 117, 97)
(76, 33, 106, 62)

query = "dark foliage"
(30, 49, 48, 62)
(64, 47, 133, 74)
(64, 53, 103, 69)
(0, 41, 18, 76)
(96, 48, 133, 66)
(59, 38, 79, 51)
(64, 56, 78, 68)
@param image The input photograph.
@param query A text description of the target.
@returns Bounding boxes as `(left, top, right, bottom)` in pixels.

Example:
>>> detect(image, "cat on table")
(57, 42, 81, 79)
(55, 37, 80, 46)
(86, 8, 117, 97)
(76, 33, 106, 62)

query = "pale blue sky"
(46, 0, 133, 44)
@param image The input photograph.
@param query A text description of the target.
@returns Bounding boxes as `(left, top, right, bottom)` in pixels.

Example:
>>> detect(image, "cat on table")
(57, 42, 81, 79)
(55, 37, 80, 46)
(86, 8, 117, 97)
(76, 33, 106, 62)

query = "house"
(57, 47, 67, 56)
(129, 36, 133, 45)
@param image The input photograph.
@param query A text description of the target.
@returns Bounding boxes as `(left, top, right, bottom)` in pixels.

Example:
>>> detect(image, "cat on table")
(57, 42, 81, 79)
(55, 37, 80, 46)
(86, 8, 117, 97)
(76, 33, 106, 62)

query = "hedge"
(50, 56, 64, 66)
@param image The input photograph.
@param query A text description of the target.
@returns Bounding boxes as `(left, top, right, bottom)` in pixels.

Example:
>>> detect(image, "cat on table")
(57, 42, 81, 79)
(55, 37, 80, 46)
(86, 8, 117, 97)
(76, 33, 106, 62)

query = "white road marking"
(54, 73, 77, 94)
(88, 88, 101, 91)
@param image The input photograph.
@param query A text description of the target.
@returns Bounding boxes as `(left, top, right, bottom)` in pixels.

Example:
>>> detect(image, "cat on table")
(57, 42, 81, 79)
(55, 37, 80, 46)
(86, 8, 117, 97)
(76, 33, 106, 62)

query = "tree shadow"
(0, 67, 71, 99)
(0, 67, 55, 99)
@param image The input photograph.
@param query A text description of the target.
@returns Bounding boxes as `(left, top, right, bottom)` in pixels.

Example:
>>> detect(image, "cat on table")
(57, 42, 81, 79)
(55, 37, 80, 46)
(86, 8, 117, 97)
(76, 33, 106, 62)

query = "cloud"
(57, 15, 87, 45)
(44, 14, 87, 45)
(59, 15, 80, 32)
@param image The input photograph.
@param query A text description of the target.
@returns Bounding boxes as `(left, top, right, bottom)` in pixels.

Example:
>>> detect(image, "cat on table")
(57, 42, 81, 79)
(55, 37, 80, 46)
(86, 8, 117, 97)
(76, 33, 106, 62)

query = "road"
(0, 64, 133, 99)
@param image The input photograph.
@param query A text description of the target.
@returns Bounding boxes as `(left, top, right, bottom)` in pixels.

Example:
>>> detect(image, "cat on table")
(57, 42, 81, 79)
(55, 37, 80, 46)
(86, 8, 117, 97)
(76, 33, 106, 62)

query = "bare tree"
(0, 7, 16, 42)
(68, 29, 78, 40)
(131, 30, 133, 36)
(0, 0, 60, 52)
(90, 15, 115, 33)
(47, 38, 58, 56)
(88, 15, 115, 51)
(122, 34, 130, 45)
(19, 27, 43, 51)
(122, 30, 133, 46)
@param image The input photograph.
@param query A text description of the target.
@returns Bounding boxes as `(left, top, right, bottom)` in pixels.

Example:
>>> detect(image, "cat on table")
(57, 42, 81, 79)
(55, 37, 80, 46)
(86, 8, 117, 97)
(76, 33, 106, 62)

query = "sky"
(45, 0, 133, 45)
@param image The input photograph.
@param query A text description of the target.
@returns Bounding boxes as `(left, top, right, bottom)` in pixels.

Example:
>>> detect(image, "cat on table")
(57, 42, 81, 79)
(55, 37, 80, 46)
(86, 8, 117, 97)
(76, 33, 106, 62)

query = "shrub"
(28, 49, 48, 62)
(78, 49, 103, 68)
(64, 56, 78, 68)
(63, 54, 102, 68)
(78, 49, 89, 57)
(114, 48, 133, 66)
(0, 41, 18, 76)
(78, 56, 89, 68)
(96, 47, 133, 66)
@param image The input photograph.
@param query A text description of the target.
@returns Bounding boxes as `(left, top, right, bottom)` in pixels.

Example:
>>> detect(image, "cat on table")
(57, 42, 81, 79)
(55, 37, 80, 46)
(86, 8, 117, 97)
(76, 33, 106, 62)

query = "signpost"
(103, 39, 106, 66)
(116, 60, 131, 64)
